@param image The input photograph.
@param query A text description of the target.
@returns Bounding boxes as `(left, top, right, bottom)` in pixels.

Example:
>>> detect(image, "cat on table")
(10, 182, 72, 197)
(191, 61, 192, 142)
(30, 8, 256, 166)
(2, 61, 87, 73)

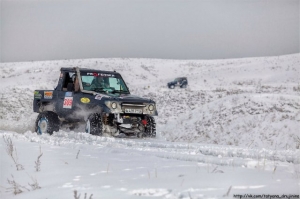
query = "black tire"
(170, 85, 175, 89)
(35, 111, 60, 135)
(144, 116, 156, 138)
(181, 84, 187, 88)
(85, 113, 103, 136)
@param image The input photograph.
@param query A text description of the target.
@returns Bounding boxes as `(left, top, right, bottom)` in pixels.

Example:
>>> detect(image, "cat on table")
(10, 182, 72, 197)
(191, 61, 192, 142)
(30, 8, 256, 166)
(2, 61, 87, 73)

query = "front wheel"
(144, 116, 156, 138)
(85, 113, 103, 136)
(180, 84, 187, 88)
(35, 111, 60, 135)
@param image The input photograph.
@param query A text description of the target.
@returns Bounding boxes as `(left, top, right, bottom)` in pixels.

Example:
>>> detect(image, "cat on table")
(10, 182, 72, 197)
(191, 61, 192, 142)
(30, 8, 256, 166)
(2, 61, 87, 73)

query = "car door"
(54, 71, 78, 118)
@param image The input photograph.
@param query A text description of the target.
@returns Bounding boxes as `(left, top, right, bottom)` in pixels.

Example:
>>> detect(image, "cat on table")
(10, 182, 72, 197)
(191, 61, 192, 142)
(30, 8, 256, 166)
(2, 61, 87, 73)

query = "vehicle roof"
(60, 67, 120, 75)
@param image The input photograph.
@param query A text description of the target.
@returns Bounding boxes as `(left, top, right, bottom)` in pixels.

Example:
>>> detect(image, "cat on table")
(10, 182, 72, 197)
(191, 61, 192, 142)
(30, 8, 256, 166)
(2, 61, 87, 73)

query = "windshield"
(80, 72, 129, 94)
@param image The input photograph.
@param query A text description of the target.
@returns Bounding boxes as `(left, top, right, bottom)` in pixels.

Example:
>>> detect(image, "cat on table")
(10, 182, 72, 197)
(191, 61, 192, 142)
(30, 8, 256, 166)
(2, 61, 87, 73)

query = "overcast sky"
(0, 0, 299, 62)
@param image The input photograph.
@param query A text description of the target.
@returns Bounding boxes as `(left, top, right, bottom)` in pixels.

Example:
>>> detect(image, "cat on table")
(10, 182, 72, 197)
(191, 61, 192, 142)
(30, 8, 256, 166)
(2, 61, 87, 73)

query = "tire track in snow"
(2, 131, 299, 167)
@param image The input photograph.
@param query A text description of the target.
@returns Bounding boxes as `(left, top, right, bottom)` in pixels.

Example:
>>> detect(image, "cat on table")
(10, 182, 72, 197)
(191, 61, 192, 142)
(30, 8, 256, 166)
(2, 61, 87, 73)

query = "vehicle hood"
(93, 92, 154, 103)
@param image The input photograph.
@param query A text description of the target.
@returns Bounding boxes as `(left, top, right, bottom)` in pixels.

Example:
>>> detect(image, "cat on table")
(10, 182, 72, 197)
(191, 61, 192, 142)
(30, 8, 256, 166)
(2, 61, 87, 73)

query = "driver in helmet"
(91, 76, 109, 89)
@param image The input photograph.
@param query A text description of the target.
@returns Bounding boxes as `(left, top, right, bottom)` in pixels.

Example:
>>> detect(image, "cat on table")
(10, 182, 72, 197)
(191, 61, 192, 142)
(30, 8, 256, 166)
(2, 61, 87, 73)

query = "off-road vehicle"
(33, 67, 157, 138)
(167, 77, 188, 89)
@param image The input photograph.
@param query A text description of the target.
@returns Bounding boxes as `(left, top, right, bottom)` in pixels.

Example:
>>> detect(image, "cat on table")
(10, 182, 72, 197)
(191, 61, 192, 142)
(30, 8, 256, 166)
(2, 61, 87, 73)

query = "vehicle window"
(109, 78, 118, 88)
(62, 72, 75, 90)
(80, 72, 129, 93)
(82, 76, 94, 85)
(109, 78, 125, 90)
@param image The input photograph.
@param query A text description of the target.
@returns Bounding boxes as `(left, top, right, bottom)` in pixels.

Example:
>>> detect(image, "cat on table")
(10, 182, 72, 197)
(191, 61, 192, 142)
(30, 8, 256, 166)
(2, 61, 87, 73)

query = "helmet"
(96, 77, 104, 84)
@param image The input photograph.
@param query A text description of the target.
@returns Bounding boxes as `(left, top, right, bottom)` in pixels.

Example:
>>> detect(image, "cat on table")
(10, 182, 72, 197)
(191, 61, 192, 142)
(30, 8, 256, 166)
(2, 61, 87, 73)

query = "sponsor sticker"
(63, 97, 73, 109)
(95, 94, 103, 100)
(80, 97, 90, 103)
(65, 92, 72, 97)
(34, 91, 42, 99)
(44, 91, 53, 99)
(95, 94, 110, 100)
(87, 73, 114, 77)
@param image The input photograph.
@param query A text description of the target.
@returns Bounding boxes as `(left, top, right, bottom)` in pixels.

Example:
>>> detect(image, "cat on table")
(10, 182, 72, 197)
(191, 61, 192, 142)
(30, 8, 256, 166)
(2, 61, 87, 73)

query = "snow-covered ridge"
(0, 54, 299, 150)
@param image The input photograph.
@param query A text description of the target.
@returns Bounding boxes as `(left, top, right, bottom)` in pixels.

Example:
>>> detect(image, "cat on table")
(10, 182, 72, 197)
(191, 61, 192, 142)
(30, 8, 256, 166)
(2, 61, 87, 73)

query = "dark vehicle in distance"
(33, 67, 157, 138)
(167, 77, 188, 89)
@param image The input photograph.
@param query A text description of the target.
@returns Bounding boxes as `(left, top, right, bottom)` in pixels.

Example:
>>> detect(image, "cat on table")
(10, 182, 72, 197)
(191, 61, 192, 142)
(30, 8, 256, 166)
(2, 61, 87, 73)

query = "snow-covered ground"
(0, 54, 299, 198)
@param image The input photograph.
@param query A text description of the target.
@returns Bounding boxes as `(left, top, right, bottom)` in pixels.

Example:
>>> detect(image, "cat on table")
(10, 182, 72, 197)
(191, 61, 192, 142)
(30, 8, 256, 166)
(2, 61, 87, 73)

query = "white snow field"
(0, 54, 299, 198)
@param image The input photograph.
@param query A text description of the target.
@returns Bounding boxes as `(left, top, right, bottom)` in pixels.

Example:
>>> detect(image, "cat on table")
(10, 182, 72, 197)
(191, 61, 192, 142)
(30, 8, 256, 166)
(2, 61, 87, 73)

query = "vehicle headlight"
(148, 104, 154, 111)
(105, 101, 122, 113)
(111, 102, 117, 109)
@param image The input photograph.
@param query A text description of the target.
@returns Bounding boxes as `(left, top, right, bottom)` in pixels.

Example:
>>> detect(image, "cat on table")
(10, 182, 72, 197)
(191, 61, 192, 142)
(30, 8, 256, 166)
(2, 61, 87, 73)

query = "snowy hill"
(0, 54, 300, 199)
(0, 54, 299, 149)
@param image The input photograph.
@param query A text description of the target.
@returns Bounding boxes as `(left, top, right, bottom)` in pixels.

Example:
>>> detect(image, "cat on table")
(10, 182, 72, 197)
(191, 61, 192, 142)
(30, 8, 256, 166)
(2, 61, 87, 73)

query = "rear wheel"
(35, 112, 60, 135)
(170, 85, 175, 89)
(144, 116, 156, 138)
(85, 113, 103, 136)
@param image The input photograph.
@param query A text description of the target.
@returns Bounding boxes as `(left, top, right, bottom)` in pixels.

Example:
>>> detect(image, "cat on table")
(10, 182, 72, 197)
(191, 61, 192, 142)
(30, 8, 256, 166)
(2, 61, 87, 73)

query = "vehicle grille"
(121, 103, 145, 107)
(121, 103, 145, 113)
